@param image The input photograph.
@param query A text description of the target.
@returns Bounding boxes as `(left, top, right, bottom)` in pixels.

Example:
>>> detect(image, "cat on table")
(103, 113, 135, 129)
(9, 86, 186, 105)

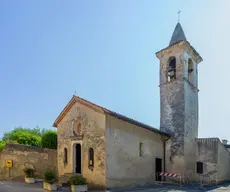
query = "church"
(53, 22, 230, 189)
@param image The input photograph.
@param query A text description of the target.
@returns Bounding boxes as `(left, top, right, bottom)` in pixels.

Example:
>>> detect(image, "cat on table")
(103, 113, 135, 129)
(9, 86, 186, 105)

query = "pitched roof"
(53, 95, 171, 137)
(169, 22, 187, 46)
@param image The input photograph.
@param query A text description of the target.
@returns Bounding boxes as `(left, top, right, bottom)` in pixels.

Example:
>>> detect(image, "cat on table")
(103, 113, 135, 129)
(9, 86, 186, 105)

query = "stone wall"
(183, 52, 199, 180)
(57, 101, 106, 189)
(195, 138, 230, 183)
(0, 143, 57, 180)
(195, 138, 218, 183)
(217, 140, 230, 183)
(159, 46, 186, 176)
(157, 43, 199, 180)
(106, 115, 166, 188)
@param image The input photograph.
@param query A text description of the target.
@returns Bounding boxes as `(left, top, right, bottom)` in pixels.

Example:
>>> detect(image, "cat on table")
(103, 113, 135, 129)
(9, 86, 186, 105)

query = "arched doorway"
(73, 143, 82, 174)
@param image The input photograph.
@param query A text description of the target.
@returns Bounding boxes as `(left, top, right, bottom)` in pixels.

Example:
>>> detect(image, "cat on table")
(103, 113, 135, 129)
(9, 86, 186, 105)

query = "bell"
(168, 70, 175, 79)
(168, 67, 174, 72)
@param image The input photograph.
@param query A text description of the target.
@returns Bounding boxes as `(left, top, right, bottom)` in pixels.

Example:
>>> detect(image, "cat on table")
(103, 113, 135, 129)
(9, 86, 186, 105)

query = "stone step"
(58, 174, 72, 186)
(58, 173, 84, 186)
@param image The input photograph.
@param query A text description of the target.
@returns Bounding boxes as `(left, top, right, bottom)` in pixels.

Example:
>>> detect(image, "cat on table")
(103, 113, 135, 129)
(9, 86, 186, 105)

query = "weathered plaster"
(57, 101, 106, 189)
(105, 115, 166, 188)
(157, 43, 199, 181)
(217, 140, 230, 182)
(195, 138, 218, 183)
(195, 138, 230, 183)
(0, 143, 57, 180)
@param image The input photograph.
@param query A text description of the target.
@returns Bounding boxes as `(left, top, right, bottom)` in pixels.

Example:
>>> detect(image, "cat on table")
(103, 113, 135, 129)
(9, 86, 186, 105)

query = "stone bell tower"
(156, 23, 203, 180)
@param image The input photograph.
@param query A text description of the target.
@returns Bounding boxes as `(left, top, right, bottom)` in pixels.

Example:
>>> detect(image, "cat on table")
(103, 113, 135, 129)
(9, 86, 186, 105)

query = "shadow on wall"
(0, 143, 57, 180)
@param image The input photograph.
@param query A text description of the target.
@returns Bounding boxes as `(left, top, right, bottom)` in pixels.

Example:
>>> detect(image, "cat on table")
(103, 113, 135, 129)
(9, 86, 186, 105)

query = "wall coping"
(196, 137, 230, 154)
(1, 143, 57, 153)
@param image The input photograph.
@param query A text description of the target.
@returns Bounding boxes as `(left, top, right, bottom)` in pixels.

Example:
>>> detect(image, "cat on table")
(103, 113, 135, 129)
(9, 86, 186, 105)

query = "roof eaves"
(155, 40, 203, 63)
(156, 40, 184, 55)
(105, 110, 171, 137)
(53, 95, 76, 127)
(53, 95, 171, 137)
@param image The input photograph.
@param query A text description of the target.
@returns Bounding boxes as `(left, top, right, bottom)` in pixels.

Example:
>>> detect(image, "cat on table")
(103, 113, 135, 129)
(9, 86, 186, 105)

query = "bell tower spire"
(169, 22, 187, 46)
(156, 22, 203, 181)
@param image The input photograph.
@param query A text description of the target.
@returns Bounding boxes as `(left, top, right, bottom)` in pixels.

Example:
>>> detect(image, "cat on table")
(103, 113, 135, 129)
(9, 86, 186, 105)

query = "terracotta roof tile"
(53, 95, 171, 137)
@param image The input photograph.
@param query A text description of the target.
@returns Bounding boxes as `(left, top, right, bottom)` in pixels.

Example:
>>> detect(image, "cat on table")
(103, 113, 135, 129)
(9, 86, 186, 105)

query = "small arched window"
(188, 58, 194, 83)
(88, 148, 94, 169)
(64, 148, 68, 164)
(167, 57, 176, 82)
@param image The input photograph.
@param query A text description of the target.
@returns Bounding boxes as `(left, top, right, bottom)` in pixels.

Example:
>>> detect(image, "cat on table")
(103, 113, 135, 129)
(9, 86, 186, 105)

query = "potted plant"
(43, 169, 58, 191)
(68, 175, 88, 192)
(23, 167, 36, 184)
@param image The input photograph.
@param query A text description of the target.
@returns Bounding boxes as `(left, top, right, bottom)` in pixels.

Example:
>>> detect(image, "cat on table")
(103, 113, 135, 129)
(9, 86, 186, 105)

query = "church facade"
(53, 23, 230, 189)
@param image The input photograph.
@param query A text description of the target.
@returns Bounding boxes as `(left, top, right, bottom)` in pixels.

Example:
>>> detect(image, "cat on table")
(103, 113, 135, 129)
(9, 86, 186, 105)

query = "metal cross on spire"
(177, 10, 181, 23)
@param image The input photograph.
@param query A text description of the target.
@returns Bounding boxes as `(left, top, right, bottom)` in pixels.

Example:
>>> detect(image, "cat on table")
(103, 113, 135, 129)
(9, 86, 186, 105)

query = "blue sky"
(0, 1, 230, 141)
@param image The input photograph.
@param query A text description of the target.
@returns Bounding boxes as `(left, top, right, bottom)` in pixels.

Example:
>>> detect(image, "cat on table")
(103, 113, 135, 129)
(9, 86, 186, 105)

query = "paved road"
(0, 181, 44, 192)
(1, 181, 230, 192)
(111, 183, 230, 192)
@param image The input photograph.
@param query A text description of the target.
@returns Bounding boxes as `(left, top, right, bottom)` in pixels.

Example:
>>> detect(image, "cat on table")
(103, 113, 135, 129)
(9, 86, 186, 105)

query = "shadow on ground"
(2, 180, 230, 192)
(104, 182, 230, 192)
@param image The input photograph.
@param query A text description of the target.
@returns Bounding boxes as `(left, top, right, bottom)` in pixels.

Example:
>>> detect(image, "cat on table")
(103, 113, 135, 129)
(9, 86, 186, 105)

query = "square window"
(197, 162, 203, 174)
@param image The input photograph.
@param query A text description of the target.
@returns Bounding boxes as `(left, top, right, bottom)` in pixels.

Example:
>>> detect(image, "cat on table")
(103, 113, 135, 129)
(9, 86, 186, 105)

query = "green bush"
(1, 127, 57, 149)
(67, 175, 88, 185)
(10, 131, 41, 146)
(2, 127, 42, 147)
(23, 167, 36, 178)
(41, 130, 57, 149)
(0, 140, 6, 152)
(44, 169, 58, 184)
(2, 127, 45, 141)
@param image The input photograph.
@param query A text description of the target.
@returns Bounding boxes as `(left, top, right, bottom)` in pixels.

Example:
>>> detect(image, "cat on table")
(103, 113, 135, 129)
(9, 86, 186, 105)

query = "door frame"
(155, 157, 163, 181)
(72, 141, 83, 175)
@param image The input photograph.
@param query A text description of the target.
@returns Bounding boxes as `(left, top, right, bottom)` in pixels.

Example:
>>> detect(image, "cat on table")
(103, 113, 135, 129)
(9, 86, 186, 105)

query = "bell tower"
(156, 23, 203, 180)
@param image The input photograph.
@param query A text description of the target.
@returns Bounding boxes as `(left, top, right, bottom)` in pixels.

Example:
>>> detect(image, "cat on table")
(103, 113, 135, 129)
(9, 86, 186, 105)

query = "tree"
(10, 131, 41, 146)
(0, 140, 6, 152)
(2, 126, 45, 141)
(1, 127, 57, 149)
(0, 140, 18, 152)
(41, 130, 57, 149)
